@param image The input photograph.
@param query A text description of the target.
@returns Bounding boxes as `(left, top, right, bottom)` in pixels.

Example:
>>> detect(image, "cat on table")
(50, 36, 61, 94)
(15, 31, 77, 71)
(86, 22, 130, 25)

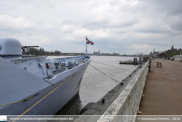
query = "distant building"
(152, 48, 160, 57)
(101, 53, 111, 55)
(113, 52, 120, 56)
(171, 45, 177, 50)
(93, 50, 101, 55)
(93, 51, 100, 55)
(93, 52, 99, 55)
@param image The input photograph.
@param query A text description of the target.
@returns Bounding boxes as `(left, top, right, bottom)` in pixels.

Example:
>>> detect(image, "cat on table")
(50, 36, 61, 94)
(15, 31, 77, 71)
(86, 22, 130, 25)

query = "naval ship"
(0, 38, 91, 115)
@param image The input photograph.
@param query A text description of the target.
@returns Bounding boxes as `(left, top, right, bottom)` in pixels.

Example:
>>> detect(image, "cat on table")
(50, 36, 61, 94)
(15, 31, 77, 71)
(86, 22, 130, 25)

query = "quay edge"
(75, 58, 151, 122)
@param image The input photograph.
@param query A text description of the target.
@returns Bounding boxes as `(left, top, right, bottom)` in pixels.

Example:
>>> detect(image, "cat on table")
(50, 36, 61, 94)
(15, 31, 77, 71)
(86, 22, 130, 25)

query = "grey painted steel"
(0, 38, 22, 56)
(0, 38, 91, 115)
(0, 57, 91, 115)
(0, 57, 50, 113)
(9, 56, 48, 79)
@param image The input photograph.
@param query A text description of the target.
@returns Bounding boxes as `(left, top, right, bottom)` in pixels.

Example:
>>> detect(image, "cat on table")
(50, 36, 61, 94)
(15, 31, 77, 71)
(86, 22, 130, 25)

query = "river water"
(48, 56, 138, 115)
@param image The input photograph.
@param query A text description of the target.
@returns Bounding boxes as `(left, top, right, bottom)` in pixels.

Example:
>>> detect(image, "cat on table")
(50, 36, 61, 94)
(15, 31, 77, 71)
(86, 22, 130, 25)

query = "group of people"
(163, 56, 174, 61)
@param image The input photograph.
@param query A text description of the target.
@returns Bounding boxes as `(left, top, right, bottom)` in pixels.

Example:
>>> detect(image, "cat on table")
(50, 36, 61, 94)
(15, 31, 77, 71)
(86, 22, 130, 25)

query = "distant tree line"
(23, 47, 61, 56)
(159, 49, 182, 57)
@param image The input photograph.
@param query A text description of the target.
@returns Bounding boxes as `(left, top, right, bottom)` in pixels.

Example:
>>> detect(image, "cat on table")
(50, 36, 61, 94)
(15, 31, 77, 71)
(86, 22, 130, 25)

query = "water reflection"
(56, 93, 82, 115)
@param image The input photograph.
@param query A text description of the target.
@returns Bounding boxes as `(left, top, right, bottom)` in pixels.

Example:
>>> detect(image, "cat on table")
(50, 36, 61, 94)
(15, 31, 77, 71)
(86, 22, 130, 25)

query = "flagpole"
(86, 36, 87, 56)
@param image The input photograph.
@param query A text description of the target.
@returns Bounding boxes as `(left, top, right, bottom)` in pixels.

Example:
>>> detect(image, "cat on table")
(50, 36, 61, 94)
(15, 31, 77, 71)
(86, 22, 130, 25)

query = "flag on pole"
(86, 37, 94, 45)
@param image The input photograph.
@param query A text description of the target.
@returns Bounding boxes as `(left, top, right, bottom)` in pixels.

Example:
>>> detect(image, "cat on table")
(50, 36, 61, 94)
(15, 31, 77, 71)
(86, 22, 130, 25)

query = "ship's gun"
(22, 46, 39, 52)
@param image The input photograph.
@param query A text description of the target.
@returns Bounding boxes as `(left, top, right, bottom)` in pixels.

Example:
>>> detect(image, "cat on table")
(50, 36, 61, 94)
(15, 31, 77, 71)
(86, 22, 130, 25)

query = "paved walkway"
(139, 59, 182, 115)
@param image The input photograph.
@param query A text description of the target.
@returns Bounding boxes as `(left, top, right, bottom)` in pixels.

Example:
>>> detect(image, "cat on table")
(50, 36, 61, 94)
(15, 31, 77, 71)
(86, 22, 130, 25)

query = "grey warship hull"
(0, 38, 91, 115)
(0, 56, 91, 115)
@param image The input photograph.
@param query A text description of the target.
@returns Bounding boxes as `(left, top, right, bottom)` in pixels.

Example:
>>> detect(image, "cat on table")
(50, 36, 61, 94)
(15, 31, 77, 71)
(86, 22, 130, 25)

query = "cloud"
(169, 15, 182, 31)
(129, 43, 157, 49)
(44, 24, 53, 29)
(0, 15, 36, 30)
(5, 34, 52, 46)
(0, 0, 182, 54)
(146, 0, 182, 16)
(25, 35, 51, 45)
(62, 25, 74, 33)
(0, 15, 53, 32)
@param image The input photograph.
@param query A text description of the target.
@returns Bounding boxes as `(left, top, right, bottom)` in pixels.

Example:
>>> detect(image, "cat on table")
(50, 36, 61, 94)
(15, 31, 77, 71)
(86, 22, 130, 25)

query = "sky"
(0, 0, 182, 55)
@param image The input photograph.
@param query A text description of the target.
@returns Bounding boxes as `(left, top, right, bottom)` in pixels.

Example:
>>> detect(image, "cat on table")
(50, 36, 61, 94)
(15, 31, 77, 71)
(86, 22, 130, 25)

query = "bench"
(157, 62, 162, 68)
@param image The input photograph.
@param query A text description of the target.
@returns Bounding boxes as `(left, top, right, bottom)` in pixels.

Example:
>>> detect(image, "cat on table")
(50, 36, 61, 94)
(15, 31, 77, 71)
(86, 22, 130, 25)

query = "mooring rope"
(90, 64, 120, 83)
(92, 60, 129, 71)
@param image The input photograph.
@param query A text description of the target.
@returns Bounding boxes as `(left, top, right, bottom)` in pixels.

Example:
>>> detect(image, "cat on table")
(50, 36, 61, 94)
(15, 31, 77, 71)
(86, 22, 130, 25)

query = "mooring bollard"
(148, 65, 150, 72)
(102, 99, 105, 103)
(133, 58, 137, 65)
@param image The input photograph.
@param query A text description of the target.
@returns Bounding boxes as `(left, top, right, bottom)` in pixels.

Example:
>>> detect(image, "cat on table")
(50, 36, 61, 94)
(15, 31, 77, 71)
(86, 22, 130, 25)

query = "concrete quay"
(75, 60, 150, 122)
(138, 59, 182, 115)
(75, 58, 182, 122)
